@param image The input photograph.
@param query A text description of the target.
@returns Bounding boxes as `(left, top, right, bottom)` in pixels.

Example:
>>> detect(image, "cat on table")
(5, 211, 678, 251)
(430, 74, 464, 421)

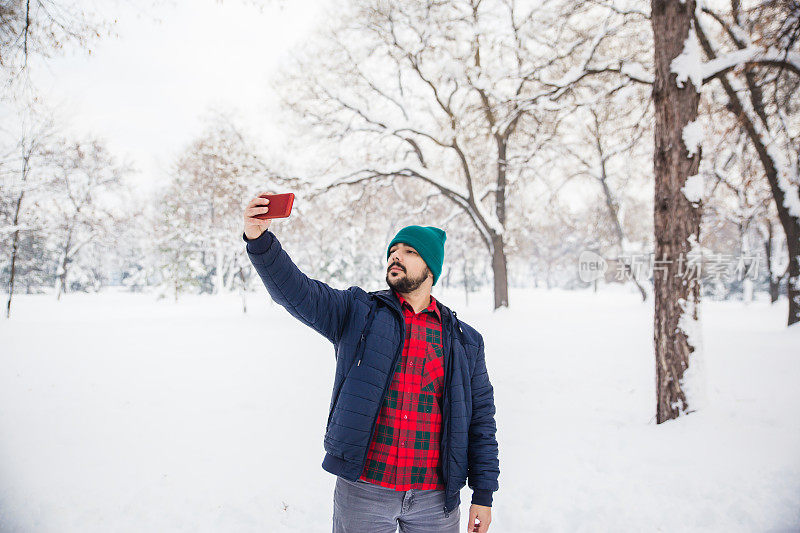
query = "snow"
(620, 61, 654, 84)
(670, 26, 704, 91)
(471, 197, 505, 237)
(682, 119, 704, 158)
(676, 297, 707, 414)
(678, 10, 800, 87)
(1, 286, 799, 531)
(702, 46, 800, 83)
(681, 172, 705, 204)
(674, 233, 707, 416)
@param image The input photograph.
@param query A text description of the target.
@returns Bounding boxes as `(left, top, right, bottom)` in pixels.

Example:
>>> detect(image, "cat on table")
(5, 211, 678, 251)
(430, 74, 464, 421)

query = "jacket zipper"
(443, 310, 462, 517)
(356, 301, 379, 366)
(328, 303, 377, 430)
(441, 312, 450, 516)
(355, 334, 366, 366)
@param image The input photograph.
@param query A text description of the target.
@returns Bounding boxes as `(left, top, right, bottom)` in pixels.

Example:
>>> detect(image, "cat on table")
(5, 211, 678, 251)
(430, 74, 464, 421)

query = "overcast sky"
(14, 0, 333, 196)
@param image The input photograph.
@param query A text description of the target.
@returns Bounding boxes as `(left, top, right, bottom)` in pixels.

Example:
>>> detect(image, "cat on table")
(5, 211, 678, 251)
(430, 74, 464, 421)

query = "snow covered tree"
(1, 95, 58, 317)
(0, 0, 112, 82)
(152, 112, 285, 300)
(557, 102, 653, 300)
(651, 0, 705, 423)
(45, 136, 133, 300)
(701, 108, 777, 304)
(651, 0, 799, 422)
(690, 1, 800, 325)
(274, 0, 651, 310)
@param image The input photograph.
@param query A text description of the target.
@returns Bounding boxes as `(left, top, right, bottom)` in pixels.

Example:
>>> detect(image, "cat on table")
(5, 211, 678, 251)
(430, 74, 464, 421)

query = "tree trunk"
(652, 0, 704, 424)
(56, 248, 69, 301)
(463, 259, 470, 307)
(598, 166, 648, 301)
(764, 220, 782, 303)
(490, 232, 509, 309)
(5, 192, 24, 319)
(774, 202, 800, 324)
(55, 227, 75, 301)
(215, 245, 225, 295)
(239, 266, 247, 313)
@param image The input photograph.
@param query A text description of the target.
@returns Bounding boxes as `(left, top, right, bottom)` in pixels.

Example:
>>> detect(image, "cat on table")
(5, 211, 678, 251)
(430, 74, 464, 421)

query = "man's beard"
(386, 265, 430, 292)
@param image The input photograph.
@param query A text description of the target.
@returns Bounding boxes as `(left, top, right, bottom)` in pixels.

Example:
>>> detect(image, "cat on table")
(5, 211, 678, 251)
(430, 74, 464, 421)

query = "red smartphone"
(254, 193, 295, 220)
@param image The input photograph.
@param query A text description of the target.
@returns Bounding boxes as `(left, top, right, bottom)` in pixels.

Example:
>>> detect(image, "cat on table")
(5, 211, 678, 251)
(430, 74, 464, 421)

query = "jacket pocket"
(326, 378, 345, 432)
(327, 333, 369, 431)
(327, 301, 379, 431)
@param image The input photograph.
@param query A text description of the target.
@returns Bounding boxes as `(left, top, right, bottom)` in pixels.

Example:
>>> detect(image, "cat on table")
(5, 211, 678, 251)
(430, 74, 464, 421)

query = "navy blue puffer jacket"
(243, 229, 499, 517)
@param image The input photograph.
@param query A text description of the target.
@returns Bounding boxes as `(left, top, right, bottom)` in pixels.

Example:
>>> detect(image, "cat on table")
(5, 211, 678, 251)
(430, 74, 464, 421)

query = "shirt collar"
(392, 289, 441, 321)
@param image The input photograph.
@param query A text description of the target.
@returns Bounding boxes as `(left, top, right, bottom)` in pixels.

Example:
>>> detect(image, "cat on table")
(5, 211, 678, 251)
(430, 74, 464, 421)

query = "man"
(242, 192, 499, 533)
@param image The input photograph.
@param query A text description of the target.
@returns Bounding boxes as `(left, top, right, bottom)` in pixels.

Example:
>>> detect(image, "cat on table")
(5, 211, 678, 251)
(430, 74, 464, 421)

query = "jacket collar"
(371, 288, 461, 335)
(391, 289, 442, 322)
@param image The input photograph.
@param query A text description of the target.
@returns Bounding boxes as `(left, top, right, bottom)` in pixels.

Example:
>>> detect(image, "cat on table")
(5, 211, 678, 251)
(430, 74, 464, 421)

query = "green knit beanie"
(386, 225, 447, 286)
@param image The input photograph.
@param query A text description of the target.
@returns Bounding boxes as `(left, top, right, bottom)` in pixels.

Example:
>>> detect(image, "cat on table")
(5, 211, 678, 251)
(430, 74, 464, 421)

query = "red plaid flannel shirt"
(358, 289, 446, 490)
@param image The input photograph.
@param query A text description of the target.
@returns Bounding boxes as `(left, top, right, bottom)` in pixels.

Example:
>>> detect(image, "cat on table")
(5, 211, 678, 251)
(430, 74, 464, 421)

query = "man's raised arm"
(242, 192, 354, 345)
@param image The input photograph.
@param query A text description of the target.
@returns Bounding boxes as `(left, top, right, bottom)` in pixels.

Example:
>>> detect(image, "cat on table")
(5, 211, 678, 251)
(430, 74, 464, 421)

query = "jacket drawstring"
(452, 310, 463, 335)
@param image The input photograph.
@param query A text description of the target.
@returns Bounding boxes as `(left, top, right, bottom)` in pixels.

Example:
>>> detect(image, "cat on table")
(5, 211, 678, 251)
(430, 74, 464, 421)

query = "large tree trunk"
(490, 232, 509, 309)
(652, 0, 704, 424)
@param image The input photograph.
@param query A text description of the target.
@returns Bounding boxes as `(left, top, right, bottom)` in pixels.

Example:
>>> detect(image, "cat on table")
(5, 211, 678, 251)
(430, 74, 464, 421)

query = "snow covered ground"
(1, 286, 798, 532)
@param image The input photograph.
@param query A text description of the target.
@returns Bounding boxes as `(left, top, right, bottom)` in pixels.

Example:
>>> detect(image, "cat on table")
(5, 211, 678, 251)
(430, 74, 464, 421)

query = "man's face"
(386, 242, 432, 292)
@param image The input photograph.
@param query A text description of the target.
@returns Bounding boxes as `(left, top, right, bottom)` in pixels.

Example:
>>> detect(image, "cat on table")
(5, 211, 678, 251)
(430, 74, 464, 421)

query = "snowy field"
(1, 286, 798, 532)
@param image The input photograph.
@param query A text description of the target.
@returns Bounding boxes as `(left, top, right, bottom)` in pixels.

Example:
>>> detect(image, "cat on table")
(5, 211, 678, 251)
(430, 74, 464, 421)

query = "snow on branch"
(472, 199, 505, 236)
(315, 167, 470, 201)
(539, 10, 614, 89)
(701, 46, 800, 82)
(619, 62, 654, 84)
(673, 12, 799, 89)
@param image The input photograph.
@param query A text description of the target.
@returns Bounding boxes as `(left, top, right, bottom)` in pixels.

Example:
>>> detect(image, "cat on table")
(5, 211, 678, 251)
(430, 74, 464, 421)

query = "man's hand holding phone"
(244, 192, 273, 239)
(243, 192, 295, 240)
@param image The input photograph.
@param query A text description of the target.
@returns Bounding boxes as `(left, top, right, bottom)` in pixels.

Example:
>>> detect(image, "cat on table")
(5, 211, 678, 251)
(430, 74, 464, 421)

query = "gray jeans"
(332, 476, 460, 533)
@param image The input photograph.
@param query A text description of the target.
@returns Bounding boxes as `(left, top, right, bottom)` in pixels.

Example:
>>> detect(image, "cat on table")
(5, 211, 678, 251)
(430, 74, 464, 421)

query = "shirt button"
(403, 415, 407, 419)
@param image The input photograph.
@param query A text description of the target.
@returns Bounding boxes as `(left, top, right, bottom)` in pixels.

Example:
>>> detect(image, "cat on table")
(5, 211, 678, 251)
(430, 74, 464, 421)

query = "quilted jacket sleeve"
(243, 229, 353, 345)
(467, 335, 500, 507)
